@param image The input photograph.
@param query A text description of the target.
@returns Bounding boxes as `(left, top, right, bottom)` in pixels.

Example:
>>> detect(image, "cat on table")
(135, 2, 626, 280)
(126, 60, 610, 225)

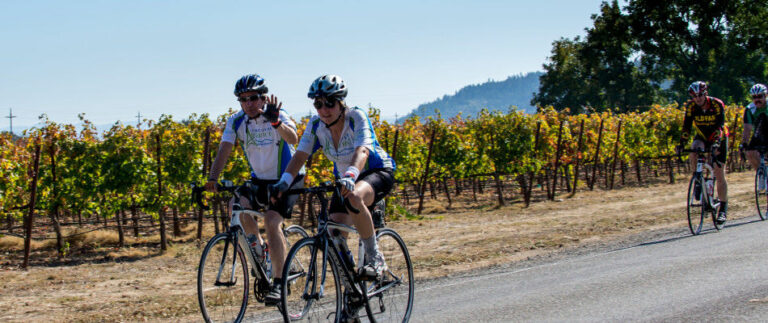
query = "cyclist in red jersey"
(676, 81, 729, 224)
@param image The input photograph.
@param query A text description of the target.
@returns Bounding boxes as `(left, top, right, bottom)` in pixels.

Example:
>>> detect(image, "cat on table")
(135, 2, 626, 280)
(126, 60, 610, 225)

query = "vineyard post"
(590, 118, 605, 190)
(442, 175, 452, 209)
(116, 209, 125, 248)
(417, 128, 436, 215)
(667, 156, 675, 184)
(391, 128, 400, 198)
(550, 119, 565, 200)
(198, 127, 211, 240)
(635, 159, 643, 184)
(46, 136, 64, 256)
(131, 197, 139, 237)
(525, 121, 542, 206)
(730, 113, 740, 172)
(23, 138, 41, 270)
(570, 119, 585, 197)
(609, 119, 622, 190)
(156, 133, 168, 251)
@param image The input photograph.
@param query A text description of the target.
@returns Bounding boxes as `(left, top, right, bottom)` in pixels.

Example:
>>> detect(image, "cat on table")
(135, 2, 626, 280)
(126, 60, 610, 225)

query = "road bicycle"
(680, 147, 724, 235)
(278, 180, 414, 322)
(748, 145, 768, 221)
(192, 180, 309, 323)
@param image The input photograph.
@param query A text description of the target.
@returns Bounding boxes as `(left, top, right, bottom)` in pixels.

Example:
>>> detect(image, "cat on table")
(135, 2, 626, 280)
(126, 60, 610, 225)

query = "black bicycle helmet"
(308, 74, 347, 100)
(234, 74, 268, 96)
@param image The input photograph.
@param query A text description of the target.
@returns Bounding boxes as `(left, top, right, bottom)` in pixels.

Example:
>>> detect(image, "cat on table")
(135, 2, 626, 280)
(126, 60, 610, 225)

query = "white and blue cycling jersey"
(297, 107, 395, 177)
(222, 110, 304, 180)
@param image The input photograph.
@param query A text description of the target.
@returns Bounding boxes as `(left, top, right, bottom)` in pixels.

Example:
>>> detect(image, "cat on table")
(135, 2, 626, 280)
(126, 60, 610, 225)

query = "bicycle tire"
(365, 228, 414, 323)
(198, 232, 249, 323)
(756, 167, 767, 220)
(687, 176, 705, 235)
(281, 237, 342, 322)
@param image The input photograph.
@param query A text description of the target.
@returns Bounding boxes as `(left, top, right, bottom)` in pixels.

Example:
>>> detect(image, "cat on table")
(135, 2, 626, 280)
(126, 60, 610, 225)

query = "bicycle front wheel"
(687, 176, 705, 235)
(756, 167, 767, 220)
(198, 232, 249, 323)
(368, 228, 414, 323)
(281, 237, 342, 322)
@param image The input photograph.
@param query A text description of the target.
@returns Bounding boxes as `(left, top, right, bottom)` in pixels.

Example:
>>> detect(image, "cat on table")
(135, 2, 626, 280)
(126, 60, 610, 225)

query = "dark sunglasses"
(690, 93, 706, 98)
(753, 94, 766, 100)
(237, 94, 265, 103)
(313, 99, 336, 109)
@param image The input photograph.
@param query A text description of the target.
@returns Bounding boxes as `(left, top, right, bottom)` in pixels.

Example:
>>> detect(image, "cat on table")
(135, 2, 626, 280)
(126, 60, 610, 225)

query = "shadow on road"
(628, 217, 767, 249)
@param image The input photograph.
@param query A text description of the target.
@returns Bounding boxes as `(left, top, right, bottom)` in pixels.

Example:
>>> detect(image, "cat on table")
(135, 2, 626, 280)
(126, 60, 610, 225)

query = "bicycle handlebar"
(190, 180, 360, 214)
(280, 180, 360, 214)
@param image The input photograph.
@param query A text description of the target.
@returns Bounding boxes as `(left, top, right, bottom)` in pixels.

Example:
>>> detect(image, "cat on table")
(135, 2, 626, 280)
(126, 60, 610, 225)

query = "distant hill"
(408, 71, 542, 120)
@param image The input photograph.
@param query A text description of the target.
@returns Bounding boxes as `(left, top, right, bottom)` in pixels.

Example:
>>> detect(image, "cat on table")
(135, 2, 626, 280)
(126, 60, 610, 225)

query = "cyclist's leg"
(228, 196, 263, 244)
(264, 211, 285, 277)
(747, 150, 761, 169)
(690, 139, 705, 170)
(714, 138, 728, 204)
(264, 178, 301, 280)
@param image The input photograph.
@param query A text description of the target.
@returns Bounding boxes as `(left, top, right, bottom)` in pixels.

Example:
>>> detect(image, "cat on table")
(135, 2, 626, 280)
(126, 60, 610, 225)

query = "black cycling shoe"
(716, 209, 727, 224)
(264, 281, 281, 306)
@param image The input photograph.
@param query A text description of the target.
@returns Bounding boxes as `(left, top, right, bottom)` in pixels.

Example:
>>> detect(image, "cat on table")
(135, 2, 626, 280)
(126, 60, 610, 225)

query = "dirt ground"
(0, 171, 760, 322)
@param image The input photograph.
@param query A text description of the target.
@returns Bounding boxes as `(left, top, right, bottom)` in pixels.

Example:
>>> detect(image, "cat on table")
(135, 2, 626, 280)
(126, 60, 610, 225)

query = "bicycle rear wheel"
(687, 176, 705, 235)
(367, 228, 414, 323)
(198, 232, 249, 323)
(756, 167, 767, 220)
(281, 237, 342, 322)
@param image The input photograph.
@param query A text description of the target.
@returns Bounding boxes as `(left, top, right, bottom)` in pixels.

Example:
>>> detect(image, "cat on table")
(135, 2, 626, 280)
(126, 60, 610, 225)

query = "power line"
(5, 108, 16, 134)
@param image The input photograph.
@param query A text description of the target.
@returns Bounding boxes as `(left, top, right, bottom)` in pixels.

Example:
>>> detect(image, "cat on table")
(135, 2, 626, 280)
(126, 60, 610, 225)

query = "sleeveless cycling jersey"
(682, 96, 728, 142)
(743, 102, 768, 125)
(221, 110, 304, 180)
(296, 107, 396, 177)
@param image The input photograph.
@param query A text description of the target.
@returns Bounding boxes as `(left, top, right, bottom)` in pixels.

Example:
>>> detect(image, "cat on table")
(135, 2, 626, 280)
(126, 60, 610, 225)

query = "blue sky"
(0, 0, 605, 132)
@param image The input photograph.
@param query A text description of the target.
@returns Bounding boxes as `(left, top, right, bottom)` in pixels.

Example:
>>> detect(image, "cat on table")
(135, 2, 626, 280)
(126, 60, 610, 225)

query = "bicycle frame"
(684, 148, 720, 209)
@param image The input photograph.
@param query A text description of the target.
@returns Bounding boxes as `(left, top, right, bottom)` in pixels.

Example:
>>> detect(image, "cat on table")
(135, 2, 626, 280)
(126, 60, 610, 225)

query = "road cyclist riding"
(676, 81, 730, 231)
(740, 83, 768, 220)
(195, 73, 309, 322)
(269, 74, 414, 322)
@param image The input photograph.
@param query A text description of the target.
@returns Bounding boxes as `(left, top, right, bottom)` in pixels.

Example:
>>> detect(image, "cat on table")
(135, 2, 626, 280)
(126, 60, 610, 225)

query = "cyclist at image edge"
(205, 74, 305, 305)
(740, 84, 768, 172)
(270, 74, 396, 281)
(676, 81, 729, 224)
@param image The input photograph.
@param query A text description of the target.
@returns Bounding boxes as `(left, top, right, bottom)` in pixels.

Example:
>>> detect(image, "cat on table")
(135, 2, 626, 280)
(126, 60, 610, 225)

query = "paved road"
(244, 216, 768, 322)
(414, 216, 768, 322)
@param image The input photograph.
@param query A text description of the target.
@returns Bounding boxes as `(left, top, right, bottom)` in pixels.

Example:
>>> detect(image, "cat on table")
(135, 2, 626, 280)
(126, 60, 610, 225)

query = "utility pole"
(5, 108, 16, 134)
(136, 111, 142, 128)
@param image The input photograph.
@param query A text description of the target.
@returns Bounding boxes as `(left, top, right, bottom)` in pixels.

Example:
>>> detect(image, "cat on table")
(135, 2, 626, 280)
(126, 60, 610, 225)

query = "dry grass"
(0, 171, 759, 322)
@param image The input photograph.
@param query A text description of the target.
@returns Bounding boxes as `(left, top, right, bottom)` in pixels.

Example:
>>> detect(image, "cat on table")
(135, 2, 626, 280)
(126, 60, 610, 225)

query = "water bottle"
(706, 179, 714, 196)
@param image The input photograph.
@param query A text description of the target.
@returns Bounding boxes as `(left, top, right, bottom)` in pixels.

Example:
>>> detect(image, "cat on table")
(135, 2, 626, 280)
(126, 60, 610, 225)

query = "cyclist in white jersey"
(205, 74, 305, 304)
(271, 74, 395, 280)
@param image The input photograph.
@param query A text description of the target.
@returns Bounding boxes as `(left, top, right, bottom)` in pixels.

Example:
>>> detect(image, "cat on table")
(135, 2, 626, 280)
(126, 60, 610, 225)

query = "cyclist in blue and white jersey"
(271, 74, 395, 280)
(205, 74, 305, 305)
(741, 83, 768, 171)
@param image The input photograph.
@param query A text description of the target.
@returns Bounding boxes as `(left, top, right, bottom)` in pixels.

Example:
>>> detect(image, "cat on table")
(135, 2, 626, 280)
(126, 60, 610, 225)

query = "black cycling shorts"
(238, 175, 304, 219)
(329, 168, 394, 214)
